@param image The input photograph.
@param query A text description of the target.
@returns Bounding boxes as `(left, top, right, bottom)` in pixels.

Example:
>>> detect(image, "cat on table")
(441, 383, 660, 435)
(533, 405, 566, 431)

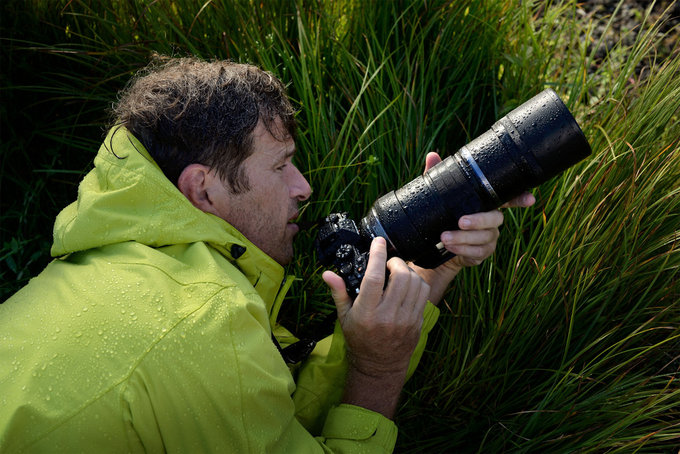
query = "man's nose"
(290, 166, 312, 201)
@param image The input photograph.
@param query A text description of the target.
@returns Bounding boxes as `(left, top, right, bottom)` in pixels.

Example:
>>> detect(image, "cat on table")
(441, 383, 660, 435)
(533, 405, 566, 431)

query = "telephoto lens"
(360, 88, 592, 268)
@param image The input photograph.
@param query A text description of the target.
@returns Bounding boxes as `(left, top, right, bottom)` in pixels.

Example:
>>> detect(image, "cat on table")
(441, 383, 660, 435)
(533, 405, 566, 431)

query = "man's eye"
(276, 164, 287, 171)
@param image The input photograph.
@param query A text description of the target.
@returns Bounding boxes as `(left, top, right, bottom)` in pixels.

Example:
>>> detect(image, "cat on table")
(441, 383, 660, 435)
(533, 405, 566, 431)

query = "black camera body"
(316, 89, 592, 298)
(315, 212, 369, 299)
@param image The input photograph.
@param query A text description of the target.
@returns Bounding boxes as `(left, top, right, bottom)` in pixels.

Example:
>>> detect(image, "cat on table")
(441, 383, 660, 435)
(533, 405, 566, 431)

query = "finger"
(382, 257, 412, 308)
(441, 228, 500, 249)
(398, 264, 425, 313)
(358, 237, 388, 303)
(458, 210, 504, 230)
(424, 152, 442, 173)
(444, 243, 496, 262)
(501, 191, 536, 208)
(322, 270, 352, 320)
(412, 280, 430, 320)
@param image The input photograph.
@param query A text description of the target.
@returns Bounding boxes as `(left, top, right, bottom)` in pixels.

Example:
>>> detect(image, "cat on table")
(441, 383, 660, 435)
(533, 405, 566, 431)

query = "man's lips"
(288, 211, 300, 224)
(287, 211, 300, 233)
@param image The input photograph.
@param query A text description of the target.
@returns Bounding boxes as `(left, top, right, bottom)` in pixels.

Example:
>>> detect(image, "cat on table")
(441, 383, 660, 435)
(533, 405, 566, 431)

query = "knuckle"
(362, 273, 383, 288)
(390, 265, 410, 281)
(467, 246, 484, 260)
(387, 257, 407, 269)
(474, 246, 490, 259)
(490, 228, 500, 241)
(467, 246, 486, 259)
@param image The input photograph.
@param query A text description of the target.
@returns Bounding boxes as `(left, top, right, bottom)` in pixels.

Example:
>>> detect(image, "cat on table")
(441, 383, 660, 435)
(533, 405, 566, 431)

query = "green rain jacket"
(0, 127, 439, 453)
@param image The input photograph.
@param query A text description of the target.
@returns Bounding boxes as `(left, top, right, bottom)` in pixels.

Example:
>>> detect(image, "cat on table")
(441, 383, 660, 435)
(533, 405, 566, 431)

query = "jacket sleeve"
(293, 302, 440, 435)
(119, 287, 400, 453)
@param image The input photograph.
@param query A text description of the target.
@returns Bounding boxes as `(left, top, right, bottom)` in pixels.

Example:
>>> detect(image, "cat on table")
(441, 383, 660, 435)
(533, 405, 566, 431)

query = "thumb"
(322, 270, 352, 320)
(424, 152, 442, 173)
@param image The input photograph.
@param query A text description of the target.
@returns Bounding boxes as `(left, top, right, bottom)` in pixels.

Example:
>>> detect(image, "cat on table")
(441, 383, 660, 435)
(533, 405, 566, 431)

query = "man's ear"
(177, 164, 220, 215)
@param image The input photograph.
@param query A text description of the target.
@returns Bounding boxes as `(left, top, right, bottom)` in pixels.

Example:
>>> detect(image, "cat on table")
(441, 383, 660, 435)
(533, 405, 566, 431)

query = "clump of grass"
(1, 0, 678, 451)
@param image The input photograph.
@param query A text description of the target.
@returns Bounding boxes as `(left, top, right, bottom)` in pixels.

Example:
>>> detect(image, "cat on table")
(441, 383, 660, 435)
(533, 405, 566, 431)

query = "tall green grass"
(1, 0, 678, 451)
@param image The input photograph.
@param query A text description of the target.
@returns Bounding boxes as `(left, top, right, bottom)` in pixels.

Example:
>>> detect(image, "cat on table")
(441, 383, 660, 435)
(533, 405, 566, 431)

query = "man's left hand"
(410, 152, 536, 306)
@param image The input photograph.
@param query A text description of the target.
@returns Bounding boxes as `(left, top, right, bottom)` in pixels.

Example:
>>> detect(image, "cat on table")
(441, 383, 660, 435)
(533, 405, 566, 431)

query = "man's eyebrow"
(273, 146, 295, 166)
(282, 147, 296, 159)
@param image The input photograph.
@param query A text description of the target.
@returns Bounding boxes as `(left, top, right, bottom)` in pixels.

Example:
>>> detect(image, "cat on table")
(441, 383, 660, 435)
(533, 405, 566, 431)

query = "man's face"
(211, 120, 312, 265)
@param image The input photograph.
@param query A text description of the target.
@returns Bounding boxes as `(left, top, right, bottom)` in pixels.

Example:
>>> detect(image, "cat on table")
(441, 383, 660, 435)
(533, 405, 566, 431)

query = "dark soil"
(581, 0, 680, 62)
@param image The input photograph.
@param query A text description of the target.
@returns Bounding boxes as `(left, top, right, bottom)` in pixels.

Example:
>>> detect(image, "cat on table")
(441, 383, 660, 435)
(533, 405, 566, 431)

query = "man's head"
(113, 56, 311, 265)
(113, 56, 296, 192)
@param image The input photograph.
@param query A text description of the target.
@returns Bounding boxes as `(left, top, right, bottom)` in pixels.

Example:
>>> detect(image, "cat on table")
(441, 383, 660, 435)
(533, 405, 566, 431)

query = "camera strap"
(272, 310, 338, 365)
(272, 335, 318, 365)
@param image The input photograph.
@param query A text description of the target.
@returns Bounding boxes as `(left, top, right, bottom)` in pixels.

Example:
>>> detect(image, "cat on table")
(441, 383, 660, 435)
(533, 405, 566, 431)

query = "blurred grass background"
(1, 0, 678, 451)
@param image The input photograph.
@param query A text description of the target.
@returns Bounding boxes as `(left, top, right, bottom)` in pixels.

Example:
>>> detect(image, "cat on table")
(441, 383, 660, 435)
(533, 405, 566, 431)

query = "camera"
(315, 89, 592, 298)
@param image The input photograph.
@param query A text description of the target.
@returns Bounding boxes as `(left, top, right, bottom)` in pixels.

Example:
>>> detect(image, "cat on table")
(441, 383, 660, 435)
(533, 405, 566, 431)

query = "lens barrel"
(360, 89, 592, 268)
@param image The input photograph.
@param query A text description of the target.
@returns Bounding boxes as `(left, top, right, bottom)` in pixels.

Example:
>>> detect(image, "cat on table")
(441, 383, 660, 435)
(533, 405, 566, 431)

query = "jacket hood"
(52, 127, 288, 318)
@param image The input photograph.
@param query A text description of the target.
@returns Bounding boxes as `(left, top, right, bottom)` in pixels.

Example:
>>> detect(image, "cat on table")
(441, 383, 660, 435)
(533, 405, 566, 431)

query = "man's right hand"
(322, 237, 430, 418)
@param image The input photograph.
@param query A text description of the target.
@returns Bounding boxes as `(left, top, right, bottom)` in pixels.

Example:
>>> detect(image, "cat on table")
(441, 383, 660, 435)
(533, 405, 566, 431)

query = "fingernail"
(441, 232, 453, 243)
(459, 218, 471, 229)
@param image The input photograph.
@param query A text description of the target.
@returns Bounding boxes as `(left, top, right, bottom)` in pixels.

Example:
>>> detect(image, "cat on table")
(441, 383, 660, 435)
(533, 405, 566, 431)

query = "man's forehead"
(251, 121, 296, 158)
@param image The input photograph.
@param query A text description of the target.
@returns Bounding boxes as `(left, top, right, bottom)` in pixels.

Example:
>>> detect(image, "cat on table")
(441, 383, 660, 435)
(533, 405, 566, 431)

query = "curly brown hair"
(112, 56, 296, 192)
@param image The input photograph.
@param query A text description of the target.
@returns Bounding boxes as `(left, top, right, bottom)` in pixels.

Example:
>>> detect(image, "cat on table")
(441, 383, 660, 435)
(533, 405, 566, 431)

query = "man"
(0, 57, 533, 452)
